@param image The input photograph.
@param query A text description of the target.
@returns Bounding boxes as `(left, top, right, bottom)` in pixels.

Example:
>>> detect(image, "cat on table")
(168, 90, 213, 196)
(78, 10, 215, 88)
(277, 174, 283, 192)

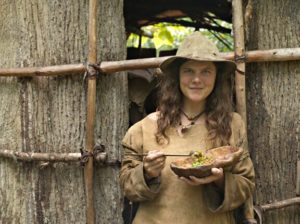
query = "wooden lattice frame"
(0, 0, 300, 223)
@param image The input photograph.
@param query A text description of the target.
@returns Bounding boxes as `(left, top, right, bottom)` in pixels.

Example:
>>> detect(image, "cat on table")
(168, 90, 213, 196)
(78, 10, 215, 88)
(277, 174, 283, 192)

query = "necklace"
(180, 109, 205, 125)
(177, 109, 205, 137)
(177, 110, 205, 137)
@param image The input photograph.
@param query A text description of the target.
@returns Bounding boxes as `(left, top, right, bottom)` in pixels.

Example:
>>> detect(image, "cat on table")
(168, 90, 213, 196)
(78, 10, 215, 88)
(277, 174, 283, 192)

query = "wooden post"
(85, 0, 97, 223)
(297, 161, 300, 196)
(232, 0, 247, 126)
(232, 1, 256, 222)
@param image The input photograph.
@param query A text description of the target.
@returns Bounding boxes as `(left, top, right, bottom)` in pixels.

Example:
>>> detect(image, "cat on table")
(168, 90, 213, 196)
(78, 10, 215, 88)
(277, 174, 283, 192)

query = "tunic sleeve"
(204, 113, 255, 213)
(119, 121, 161, 202)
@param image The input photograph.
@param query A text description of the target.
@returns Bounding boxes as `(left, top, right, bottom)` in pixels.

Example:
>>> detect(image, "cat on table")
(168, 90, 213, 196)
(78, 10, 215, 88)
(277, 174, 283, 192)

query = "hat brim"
(159, 56, 236, 75)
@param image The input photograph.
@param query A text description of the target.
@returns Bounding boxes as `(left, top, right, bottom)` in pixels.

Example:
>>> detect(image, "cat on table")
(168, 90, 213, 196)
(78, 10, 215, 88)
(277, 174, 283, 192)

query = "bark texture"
(94, 1, 127, 223)
(245, 0, 300, 223)
(0, 0, 126, 223)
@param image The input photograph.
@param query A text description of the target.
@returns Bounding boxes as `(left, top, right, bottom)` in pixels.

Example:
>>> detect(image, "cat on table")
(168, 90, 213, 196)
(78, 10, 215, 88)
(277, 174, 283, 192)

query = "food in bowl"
(191, 151, 214, 167)
(170, 146, 243, 178)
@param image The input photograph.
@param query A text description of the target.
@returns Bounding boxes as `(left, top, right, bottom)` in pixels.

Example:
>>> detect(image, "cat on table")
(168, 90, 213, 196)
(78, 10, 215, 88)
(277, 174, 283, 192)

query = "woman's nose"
(192, 74, 202, 83)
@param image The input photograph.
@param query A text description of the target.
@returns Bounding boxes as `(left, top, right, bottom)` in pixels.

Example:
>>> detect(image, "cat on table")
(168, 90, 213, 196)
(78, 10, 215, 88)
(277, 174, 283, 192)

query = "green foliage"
(127, 23, 194, 56)
(127, 19, 233, 55)
(199, 19, 233, 52)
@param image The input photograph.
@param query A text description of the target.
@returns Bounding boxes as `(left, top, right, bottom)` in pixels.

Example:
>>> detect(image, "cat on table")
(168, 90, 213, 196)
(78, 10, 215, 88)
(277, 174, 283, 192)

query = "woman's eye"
(202, 70, 211, 75)
(183, 68, 193, 74)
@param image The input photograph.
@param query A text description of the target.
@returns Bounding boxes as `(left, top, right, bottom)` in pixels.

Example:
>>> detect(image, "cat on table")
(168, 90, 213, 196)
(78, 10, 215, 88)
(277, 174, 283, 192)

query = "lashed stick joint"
(80, 143, 107, 166)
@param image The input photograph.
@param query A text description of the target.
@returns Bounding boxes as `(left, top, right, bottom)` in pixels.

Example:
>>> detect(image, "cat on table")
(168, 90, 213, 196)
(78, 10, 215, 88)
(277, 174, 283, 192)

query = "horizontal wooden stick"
(0, 149, 106, 163)
(245, 48, 300, 62)
(0, 149, 80, 162)
(0, 48, 299, 77)
(99, 56, 169, 73)
(0, 64, 86, 77)
(96, 48, 300, 73)
(260, 197, 300, 212)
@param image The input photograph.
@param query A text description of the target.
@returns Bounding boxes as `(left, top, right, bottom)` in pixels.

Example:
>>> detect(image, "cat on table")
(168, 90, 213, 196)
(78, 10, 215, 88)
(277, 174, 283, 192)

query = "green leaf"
(126, 19, 233, 53)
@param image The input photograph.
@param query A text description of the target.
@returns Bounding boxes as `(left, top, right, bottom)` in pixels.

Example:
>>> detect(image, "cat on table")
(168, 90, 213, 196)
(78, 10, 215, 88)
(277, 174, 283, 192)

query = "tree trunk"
(0, 0, 127, 223)
(245, 0, 300, 223)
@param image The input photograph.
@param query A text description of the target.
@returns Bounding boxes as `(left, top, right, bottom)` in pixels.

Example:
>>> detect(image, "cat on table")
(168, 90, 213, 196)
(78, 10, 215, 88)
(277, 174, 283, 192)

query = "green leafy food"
(191, 151, 214, 168)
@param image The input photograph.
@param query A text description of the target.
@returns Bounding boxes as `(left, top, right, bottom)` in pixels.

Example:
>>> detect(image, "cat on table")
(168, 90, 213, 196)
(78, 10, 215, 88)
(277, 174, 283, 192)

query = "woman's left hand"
(180, 167, 224, 188)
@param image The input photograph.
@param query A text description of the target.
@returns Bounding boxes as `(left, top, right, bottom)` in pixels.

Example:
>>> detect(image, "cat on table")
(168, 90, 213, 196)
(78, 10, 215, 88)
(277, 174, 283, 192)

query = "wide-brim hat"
(159, 32, 236, 75)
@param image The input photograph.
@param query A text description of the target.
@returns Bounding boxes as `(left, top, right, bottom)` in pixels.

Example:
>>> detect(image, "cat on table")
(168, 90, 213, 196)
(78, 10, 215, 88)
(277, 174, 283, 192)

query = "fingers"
(179, 168, 224, 186)
(214, 156, 233, 167)
(216, 156, 233, 163)
(184, 175, 217, 185)
(211, 167, 223, 176)
(143, 151, 166, 167)
(144, 150, 165, 161)
(180, 177, 199, 186)
(144, 155, 165, 169)
(144, 158, 166, 171)
(144, 154, 166, 164)
(143, 150, 166, 179)
(144, 161, 166, 176)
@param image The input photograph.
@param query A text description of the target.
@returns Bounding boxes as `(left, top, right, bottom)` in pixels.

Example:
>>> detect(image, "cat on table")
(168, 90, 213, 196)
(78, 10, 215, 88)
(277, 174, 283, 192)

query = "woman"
(120, 32, 255, 224)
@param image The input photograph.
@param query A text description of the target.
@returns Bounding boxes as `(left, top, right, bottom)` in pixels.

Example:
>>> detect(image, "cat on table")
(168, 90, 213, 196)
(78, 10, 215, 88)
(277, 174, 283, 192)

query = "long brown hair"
(156, 59, 233, 147)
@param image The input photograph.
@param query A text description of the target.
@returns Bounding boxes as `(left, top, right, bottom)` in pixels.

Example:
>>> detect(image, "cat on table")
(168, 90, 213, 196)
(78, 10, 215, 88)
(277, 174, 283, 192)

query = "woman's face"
(179, 60, 217, 104)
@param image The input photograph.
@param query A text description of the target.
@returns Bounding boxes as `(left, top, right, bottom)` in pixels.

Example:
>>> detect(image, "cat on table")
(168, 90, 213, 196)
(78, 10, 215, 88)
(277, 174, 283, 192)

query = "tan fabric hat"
(159, 31, 236, 75)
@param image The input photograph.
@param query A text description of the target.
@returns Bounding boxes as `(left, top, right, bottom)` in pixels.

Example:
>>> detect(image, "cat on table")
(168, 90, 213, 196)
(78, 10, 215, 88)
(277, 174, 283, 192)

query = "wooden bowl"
(206, 146, 243, 167)
(170, 146, 243, 178)
(170, 157, 214, 178)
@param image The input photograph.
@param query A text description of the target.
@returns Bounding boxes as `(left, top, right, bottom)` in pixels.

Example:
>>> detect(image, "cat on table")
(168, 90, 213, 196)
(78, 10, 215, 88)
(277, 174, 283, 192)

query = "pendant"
(177, 122, 194, 137)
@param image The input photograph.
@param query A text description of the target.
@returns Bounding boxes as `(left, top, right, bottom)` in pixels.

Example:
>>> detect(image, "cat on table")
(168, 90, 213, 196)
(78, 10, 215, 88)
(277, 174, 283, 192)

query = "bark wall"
(94, 1, 127, 223)
(245, 0, 300, 223)
(0, 0, 126, 223)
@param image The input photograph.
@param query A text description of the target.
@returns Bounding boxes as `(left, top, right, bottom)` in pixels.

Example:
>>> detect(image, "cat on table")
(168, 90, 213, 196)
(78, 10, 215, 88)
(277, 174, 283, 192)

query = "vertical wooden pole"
(85, 0, 97, 223)
(232, 0, 247, 127)
(297, 161, 300, 196)
(232, 2, 257, 223)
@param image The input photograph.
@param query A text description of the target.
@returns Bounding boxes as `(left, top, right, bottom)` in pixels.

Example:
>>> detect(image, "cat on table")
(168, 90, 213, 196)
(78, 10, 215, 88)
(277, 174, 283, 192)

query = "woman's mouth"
(189, 87, 203, 90)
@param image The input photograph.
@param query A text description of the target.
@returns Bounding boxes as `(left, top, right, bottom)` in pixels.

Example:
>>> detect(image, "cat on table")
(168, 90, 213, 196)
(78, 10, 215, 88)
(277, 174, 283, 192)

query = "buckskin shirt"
(120, 112, 255, 224)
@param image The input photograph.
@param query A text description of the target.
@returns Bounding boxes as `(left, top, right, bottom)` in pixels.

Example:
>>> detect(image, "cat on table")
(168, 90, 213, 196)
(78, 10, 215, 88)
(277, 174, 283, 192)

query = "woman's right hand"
(143, 150, 166, 180)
